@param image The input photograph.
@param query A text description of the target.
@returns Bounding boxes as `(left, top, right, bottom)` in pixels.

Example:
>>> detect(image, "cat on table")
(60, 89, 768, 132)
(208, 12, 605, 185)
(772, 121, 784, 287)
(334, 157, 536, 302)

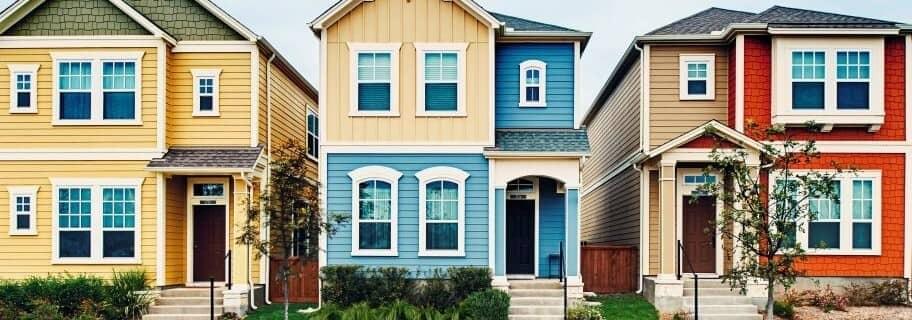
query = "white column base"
(643, 276, 684, 314)
(222, 287, 250, 316)
(492, 276, 509, 292)
(564, 276, 585, 302)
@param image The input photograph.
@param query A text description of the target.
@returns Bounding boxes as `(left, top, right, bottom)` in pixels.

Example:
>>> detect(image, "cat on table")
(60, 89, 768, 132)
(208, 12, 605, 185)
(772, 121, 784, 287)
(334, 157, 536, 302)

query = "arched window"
(519, 60, 547, 107)
(348, 166, 402, 256)
(416, 166, 470, 256)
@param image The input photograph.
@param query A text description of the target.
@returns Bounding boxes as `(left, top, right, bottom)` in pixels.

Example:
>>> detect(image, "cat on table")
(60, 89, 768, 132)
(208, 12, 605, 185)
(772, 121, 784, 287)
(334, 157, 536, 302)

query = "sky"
(6, 0, 912, 113)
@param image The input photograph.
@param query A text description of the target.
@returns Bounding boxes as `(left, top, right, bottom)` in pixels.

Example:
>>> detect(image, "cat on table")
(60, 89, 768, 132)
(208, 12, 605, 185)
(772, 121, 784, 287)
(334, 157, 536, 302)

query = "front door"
(506, 200, 535, 275)
(193, 205, 226, 282)
(682, 196, 716, 273)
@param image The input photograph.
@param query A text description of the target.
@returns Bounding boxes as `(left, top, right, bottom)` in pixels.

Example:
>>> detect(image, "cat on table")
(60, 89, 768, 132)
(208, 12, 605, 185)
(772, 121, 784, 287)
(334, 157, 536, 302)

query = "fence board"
(580, 245, 638, 294)
(269, 257, 319, 303)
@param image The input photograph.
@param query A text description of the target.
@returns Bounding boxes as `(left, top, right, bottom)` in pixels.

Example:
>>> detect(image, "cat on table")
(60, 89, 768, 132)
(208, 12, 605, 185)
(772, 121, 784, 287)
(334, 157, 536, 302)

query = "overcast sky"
(6, 0, 912, 112)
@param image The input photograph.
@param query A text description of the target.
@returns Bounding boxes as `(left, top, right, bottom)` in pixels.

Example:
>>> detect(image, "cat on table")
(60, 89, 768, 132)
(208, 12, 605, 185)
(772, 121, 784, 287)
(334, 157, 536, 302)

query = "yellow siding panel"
(0, 48, 158, 149)
(164, 176, 186, 286)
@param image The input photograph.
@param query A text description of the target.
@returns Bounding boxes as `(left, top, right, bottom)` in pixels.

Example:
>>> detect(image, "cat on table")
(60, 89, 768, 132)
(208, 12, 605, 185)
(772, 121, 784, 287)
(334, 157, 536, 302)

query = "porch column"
(492, 188, 508, 289)
(225, 175, 252, 315)
(658, 161, 677, 278)
(565, 188, 580, 278)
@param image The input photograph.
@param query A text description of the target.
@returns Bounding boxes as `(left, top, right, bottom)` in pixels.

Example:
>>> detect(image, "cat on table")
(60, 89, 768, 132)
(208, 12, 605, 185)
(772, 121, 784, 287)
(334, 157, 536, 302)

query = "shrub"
(413, 270, 456, 309)
(379, 300, 421, 319)
(773, 300, 795, 319)
(781, 288, 811, 307)
(19, 274, 107, 318)
(321, 265, 368, 307)
(103, 269, 152, 320)
(844, 280, 908, 306)
(567, 304, 603, 320)
(448, 267, 491, 301)
(808, 285, 848, 313)
(872, 280, 907, 305)
(369, 267, 412, 306)
(22, 302, 64, 320)
(218, 312, 241, 320)
(459, 289, 510, 320)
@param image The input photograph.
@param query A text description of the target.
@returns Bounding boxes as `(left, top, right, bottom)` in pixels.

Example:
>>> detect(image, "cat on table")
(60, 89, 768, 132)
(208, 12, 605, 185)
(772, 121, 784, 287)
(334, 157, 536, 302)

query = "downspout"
(242, 173, 257, 311)
(633, 41, 645, 294)
(264, 53, 277, 305)
(633, 162, 644, 294)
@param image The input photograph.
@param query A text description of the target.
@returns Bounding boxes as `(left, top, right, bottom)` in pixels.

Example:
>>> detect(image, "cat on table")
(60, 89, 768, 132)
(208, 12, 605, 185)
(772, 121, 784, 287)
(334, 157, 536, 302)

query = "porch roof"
(146, 146, 264, 173)
(643, 120, 764, 161)
(485, 129, 590, 158)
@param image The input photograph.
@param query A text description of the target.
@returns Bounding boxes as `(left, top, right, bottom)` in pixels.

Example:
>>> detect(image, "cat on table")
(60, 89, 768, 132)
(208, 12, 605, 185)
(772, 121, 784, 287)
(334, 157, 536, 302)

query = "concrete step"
(142, 315, 214, 320)
(685, 314, 762, 320)
(510, 297, 564, 306)
(154, 297, 223, 306)
(508, 316, 563, 320)
(682, 304, 758, 314)
(683, 295, 752, 305)
(509, 280, 563, 290)
(509, 289, 564, 298)
(683, 279, 732, 289)
(684, 287, 739, 296)
(509, 306, 563, 316)
(148, 305, 223, 315)
(160, 288, 224, 298)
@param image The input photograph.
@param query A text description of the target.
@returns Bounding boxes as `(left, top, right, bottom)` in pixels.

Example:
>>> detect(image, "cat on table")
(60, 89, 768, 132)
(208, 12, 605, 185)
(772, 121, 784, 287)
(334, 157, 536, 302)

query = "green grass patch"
(591, 294, 659, 320)
(244, 303, 317, 320)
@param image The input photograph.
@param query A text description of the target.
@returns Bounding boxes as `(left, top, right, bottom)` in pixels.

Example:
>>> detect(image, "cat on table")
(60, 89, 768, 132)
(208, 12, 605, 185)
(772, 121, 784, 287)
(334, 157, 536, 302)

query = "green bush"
(0, 270, 151, 320)
(448, 267, 491, 301)
(321, 265, 368, 307)
(103, 269, 152, 320)
(773, 300, 795, 319)
(567, 304, 603, 320)
(459, 289, 510, 320)
(369, 267, 411, 306)
(844, 280, 908, 306)
(414, 270, 456, 310)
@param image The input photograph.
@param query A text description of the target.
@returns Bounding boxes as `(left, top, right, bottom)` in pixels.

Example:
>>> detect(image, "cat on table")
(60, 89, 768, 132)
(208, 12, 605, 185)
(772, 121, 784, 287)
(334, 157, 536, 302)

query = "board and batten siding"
(538, 177, 566, 277)
(580, 59, 641, 246)
(495, 43, 574, 128)
(0, 47, 158, 149)
(0, 160, 156, 280)
(326, 154, 488, 274)
(649, 45, 729, 148)
(324, 0, 491, 145)
(166, 52, 251, 146)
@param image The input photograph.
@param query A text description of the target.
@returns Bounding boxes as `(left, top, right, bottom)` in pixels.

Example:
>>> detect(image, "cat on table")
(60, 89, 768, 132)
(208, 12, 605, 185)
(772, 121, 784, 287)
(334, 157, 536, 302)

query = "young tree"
(696, 123, 846, 320)
(238, 140, 346, 320)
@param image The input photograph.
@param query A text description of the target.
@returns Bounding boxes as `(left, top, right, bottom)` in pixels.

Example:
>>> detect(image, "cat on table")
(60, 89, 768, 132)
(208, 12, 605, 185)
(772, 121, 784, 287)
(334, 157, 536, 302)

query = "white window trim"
(348, 43, 401, 117)
(768, 170, 882, 256)
(8, 186, 39, 236)
(50, 177, 144, 264)
(679, 54, 716, 100)
(771, 38, 885, 131)
(306, 107, 319, 161)
(8, 64, 39, 113)
(50, 52, 144, 126)
(348, 166, 401, 256)
(519, 59, 547, 107)
(416, 166, 469, 257)
(415, 43, 468, 117)
(191, 69, 221, 117)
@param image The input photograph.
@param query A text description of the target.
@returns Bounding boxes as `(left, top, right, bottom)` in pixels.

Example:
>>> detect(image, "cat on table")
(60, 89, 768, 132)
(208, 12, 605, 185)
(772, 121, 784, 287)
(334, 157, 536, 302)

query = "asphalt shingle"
(489, 12, 579, 32)
(647, 7, 754, 35)
(147, 147, 263, 169)
(489, 129, 590, 153)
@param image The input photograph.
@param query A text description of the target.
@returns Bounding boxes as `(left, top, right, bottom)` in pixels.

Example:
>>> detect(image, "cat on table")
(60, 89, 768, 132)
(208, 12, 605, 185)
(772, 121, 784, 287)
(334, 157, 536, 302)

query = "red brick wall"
(742, 36, 906, 141)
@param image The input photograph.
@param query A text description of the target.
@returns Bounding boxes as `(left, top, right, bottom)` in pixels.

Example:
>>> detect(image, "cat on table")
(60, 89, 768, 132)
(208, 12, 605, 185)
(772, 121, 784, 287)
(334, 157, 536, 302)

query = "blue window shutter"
(425, 83, 457, 111)
(792, 82, 825, 109)
(103, 92, 136, 119)
(837, 82, 870, 109)
(60, 92, 91, 119)
(358, 83, 391, 111)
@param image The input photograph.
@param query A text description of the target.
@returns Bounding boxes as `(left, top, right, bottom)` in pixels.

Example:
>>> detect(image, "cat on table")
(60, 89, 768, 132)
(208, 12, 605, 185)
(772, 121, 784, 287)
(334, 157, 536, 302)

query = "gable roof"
(0, 0, 178, 43)
(146, 146, 265, 172)
(310, 0, 501, 31)
(647, 7, 754, 35)
(646, 120, 763, 159)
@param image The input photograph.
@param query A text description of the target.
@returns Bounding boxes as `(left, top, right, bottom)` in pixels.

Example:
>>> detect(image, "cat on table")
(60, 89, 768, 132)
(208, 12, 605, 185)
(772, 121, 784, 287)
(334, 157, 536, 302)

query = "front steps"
(143, 287, 225, 320)
(682, 279, 761, 320)
(508, 280, 568, 320)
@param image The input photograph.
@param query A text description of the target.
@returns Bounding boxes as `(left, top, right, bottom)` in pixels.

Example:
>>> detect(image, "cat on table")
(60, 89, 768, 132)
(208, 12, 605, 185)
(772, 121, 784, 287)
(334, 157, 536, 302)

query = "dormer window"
(519, 60, 546, 107)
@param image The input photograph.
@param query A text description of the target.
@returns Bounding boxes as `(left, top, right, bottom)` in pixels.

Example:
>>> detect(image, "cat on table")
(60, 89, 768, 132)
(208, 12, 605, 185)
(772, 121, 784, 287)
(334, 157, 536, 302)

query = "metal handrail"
(677, 240, 699, 320)
(225, 250, 233, 290)
(560, 241, 567, 319)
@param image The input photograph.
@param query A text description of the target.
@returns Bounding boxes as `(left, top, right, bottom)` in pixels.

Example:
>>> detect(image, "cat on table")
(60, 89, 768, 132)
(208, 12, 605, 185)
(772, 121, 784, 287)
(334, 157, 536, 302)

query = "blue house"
(310, 0, 591, 301)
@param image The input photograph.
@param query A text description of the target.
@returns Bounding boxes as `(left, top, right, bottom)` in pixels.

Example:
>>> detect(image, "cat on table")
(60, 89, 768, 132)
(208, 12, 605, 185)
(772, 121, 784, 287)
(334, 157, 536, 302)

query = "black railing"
(560, 241, 567, 319)
(677, 240, 699, 320)
(225, 250, 233, 290)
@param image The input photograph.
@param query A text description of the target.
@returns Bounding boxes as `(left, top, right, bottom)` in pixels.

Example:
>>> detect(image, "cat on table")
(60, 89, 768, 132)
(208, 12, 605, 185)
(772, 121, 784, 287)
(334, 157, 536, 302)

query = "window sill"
(350, 250, 398, 257)
(51, 258, 142, 265)
(192, 112, 220, 117)
(52, 119, 143, 126)
(518, 103, 547, 108)
(9, 108, 37, 114)
(349, 111, 400, 117)
(418, 250, 465, 257)
(772, 113, 885, 132)
(679, 96, 715, 101)
(8, 230, 37, 236)
(306, 154, 319, 163)
(415, 111, 466, 117)
(803, 249, 881, 256)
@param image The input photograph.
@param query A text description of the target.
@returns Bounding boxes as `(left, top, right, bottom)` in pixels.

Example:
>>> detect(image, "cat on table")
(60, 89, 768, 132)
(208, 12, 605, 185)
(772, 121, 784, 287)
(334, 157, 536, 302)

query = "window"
(8, 186, 38, 235)
(416, 43, 467, 116)
(52, 52, 143, 124)
(683, 174, 716, 185)
(852, 180, 873, 249)
(808, 181, 840, 249)
(507, 178, 535, 193)
(52, 178, 143, 263)
(307, 109, 319, 159)
(791, 51, 826, 109)
(519, 60, 547, 107)
(192, 69, 221, 116)
(416, 166, 469, 256)
(348, 166, 401, 256)
(8, 64, 39, 113)
(193, 183, 225, 197)
(679, 54, 715, 100)
(836, 51, 870, 109)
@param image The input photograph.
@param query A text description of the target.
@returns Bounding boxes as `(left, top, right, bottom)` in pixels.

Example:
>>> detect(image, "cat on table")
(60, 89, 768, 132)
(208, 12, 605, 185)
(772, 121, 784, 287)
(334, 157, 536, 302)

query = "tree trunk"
(765, 277, 775, 320)
(283, 261, 290, 320)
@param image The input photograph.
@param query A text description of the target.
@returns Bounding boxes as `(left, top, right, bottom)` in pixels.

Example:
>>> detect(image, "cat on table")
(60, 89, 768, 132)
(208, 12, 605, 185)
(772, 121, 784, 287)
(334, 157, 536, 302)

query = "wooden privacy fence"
(580, 245, 638, 294)
(269, 257, 319, 303)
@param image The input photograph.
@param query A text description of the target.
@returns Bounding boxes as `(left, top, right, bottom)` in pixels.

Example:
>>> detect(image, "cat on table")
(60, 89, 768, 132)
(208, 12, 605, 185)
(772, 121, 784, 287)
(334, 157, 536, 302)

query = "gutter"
(263, 52, 277, 306)
(482, 151, 590, 159)
(240, 173, 257, 311)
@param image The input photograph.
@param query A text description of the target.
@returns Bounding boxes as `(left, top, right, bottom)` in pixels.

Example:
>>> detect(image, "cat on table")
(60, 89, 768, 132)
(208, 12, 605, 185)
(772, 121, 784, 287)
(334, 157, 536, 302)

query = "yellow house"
(0, 0, 318, 316)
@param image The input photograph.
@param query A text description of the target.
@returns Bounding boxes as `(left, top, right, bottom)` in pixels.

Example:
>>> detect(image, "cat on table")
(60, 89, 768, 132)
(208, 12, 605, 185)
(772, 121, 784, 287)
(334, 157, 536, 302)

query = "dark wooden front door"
(193, 205, 226, 282)
(682, 196, 716, 273)
(506, 200, 535, 275)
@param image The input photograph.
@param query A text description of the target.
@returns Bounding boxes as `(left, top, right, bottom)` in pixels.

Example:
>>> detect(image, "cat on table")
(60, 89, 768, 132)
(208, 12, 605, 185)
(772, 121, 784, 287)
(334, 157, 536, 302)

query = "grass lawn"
(243, 303, 317, 320)
(591, 294, 660, 320)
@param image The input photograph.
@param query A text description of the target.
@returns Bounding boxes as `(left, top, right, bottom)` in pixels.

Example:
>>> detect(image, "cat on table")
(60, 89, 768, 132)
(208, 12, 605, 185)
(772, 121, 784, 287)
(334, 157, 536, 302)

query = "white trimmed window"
(770, 171, 881, 255)
(519, 60, 547, 107)
(51, 52, 144, 125)
(8, 64, 39, 113)
(306, 108, 319, 159)
(8, 186, 38, 235)
(416, 166, 469, 257)
(348, 166, 401, 256)
(51, 178, 143, 263)
(679, 54, 715, 100)
(192, 69, 221, 117)
(415, 43, 467, 116)
(348, 43, 401, 116)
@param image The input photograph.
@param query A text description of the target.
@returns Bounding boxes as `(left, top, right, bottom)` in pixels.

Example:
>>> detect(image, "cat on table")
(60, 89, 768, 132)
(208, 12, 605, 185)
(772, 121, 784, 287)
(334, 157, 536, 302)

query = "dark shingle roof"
(647, 5, 904, 36)
(489, 12, 578, 32)
(147, 147, 263, 169)
(488, 129, 589, 153)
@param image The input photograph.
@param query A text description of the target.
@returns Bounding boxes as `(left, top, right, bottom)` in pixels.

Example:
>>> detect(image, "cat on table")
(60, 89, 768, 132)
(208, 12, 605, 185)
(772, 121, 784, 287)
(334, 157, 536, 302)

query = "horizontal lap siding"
(538, 178, 565, 277)
(0, 48, 158, 149)
(164, 176, 186, 286)
(325, 0, 491, 144)
(580, 167, 639, 246)
(167, 52, 251, 146)
(260, 57, 318, 180)
(649, 45, 728, 148)
(648, 171, 659, 275)
(0, 161, 156, 280)
(495, 43, 574, 128)
(326, 154, 488, 275)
